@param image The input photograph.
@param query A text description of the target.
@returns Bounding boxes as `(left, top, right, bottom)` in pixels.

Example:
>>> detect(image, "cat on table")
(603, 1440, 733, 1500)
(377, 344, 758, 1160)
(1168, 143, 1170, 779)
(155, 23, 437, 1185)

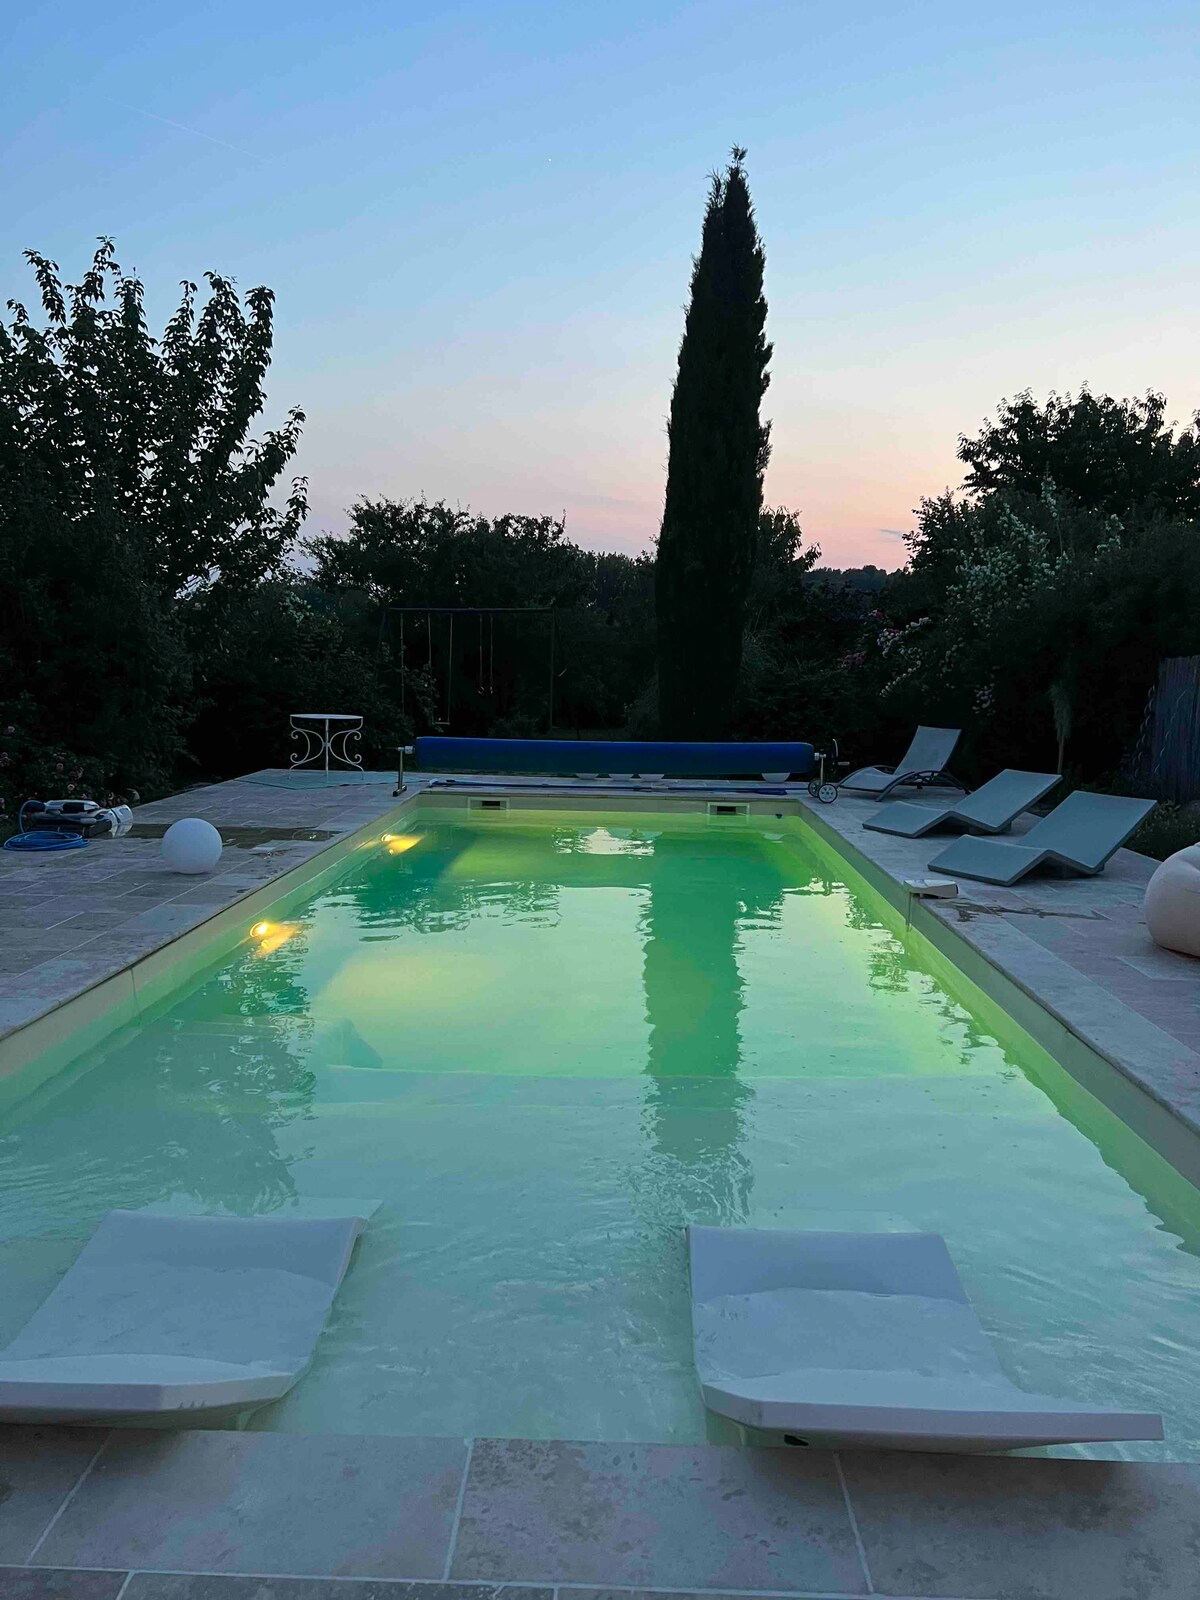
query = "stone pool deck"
(2, 769, 1200, 1600)
(4, 1428, 1200, 1600)
(0, 771, 411, 1047)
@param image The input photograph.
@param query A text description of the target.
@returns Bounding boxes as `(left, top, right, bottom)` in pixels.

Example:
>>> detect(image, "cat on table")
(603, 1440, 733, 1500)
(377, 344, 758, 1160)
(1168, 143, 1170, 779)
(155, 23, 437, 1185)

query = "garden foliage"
(3, 235, 1199, 859)
(0, 241, 306, 817)
(880, 390, 1200, 784)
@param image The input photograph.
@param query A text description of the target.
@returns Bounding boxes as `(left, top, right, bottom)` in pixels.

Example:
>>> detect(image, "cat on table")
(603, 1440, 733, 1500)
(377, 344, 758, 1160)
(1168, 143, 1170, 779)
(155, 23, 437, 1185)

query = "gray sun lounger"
(928, 791, 1156, 886)
(840, 726, 964, 798)
(0, 1208, 370, 1425)
(688, 1226, 1162, 1452)
(864, 769, 1061, 838)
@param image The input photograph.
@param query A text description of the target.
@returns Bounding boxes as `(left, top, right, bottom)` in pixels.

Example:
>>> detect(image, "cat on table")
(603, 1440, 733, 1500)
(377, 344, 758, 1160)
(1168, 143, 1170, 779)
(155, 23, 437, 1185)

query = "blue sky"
(4, 1, 1198, 564)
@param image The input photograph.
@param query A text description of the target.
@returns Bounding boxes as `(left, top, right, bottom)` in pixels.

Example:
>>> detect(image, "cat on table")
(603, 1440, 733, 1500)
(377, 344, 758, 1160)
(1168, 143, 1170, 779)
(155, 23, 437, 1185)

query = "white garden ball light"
(161, 817, 223, 875)
(1143, 844, 1200, 959)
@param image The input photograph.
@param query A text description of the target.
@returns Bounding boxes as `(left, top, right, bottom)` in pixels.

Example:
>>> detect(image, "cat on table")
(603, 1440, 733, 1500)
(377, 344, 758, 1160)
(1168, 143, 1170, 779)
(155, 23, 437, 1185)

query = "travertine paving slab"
(0, 1425, 107, 1564)
(123, 1581, 551, 1600)
(841, 1450, 1200, 1599)
(451, 1438, 866, 1592)
(34, 1432, 466, 1580)
(568, 1592, 789, 1600)
(0, 1570, 127, 1599)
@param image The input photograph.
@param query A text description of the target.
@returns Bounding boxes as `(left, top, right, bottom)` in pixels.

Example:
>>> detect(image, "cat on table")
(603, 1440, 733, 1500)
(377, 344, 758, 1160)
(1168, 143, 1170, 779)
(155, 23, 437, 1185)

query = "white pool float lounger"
(0, 1208, 370, 1425)
(688, 1226, 1163, 1452)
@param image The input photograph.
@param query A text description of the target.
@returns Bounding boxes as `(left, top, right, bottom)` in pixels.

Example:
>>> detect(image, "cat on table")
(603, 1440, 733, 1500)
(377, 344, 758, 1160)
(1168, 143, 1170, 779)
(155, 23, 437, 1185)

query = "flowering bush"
(872, 474, 1200, 777)
(0, 708, 118, 836)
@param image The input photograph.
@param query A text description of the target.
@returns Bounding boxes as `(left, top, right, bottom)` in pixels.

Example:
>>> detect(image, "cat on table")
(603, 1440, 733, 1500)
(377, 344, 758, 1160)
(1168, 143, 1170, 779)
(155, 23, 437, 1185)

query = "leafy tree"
(733, 509, 885, 751)
(957, 388, 1200, 524)
(810, 563, 890, 594)
(0, 239, 307, 800)
(184, 580, 412, 779)
(876, 488, 1200, 779)
(308, 497, 587, 609)
(552, 552, 657, 733)
(655, 148, 772, 737)
(892, 390, 1200, 632)
(2, 240, 306, 601)
(873, 385, 1200, 790)
(309, 496, 658, 738)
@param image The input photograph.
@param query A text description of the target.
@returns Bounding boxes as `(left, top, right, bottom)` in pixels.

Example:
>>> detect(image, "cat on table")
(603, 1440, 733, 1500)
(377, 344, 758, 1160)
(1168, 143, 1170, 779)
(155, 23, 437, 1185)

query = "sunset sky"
(4, 0, 1198, 567)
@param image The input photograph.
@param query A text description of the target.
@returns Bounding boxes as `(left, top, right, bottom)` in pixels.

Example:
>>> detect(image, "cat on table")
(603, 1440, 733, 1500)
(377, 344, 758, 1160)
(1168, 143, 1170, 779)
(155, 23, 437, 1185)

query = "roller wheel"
(807, 779, 821, 798)
(817, 782, 838, 804)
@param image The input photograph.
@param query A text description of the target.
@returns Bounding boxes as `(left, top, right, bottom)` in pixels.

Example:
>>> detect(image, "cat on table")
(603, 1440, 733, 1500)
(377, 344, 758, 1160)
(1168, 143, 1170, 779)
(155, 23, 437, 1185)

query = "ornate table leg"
(290, 718, 325, 770)
(328, 719, 364, 772)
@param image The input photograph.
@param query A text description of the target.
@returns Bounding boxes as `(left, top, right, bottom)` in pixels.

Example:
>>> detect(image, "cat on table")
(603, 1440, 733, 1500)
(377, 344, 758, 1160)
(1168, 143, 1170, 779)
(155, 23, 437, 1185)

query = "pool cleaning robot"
(4, 798, 134, 851)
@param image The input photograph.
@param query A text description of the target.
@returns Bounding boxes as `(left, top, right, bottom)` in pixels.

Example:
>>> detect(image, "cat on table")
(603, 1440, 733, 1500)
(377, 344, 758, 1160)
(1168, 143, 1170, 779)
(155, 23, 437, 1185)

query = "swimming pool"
(2, 807, 1198, 1457)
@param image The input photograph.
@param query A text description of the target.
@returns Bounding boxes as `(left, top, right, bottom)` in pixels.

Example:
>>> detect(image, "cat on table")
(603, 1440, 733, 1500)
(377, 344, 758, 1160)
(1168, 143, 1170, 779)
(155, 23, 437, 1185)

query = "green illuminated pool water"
(2, 809, 1199, 1457)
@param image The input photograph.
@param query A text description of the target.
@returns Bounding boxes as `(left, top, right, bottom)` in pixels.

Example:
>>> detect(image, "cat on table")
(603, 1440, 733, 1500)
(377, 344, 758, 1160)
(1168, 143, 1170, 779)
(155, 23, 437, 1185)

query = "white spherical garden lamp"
(161, 817, 223, 875)
(1143, 844, 1200, 959)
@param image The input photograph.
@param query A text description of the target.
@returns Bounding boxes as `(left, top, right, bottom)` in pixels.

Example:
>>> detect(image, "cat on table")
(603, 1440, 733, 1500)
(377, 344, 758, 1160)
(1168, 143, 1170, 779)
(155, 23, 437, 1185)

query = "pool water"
(2, 809, 1199, 1457)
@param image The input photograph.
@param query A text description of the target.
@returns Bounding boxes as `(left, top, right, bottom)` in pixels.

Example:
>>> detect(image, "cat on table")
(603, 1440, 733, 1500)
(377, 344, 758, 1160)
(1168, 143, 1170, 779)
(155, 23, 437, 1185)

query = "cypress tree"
(655, 147, 771, 738)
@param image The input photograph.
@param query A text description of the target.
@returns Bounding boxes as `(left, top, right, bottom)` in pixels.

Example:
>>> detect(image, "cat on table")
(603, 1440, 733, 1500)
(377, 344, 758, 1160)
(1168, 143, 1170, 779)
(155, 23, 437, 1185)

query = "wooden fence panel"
(1128, 656, 1200, 803)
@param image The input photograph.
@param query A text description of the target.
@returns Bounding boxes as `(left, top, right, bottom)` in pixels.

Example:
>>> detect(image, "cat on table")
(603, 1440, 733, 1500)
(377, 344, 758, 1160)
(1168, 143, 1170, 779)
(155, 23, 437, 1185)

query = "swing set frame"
(382, 605, 559, 733)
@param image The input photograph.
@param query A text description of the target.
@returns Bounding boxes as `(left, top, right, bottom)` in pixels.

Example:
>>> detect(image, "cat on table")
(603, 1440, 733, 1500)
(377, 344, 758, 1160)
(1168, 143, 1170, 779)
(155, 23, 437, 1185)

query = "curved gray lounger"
(0, 1209, 370, 1425)
(841, 726, 964, 798)
(928, 791, 1156, 886)
(688, 1226, 1162, 1452)
(864, 769, 1061, 838)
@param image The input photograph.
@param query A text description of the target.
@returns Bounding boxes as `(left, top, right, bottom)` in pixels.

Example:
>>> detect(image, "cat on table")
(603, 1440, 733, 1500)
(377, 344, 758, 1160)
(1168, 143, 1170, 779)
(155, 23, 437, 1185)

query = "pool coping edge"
(0, 790, 422, 1092)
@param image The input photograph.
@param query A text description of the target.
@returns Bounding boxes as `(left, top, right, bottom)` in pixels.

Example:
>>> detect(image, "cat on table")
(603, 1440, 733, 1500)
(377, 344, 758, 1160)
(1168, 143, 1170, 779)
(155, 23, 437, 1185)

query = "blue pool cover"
(412, 737, 816, 777)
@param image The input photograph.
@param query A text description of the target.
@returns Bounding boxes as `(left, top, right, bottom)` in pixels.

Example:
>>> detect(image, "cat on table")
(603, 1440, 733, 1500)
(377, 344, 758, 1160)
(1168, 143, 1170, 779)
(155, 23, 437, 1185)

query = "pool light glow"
(250, 919, 299, 954)
(383, 834, 422, 855)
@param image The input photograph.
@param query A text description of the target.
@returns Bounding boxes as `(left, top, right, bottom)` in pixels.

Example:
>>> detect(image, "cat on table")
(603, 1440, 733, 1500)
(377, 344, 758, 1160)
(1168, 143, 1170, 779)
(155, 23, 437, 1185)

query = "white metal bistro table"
(289, 712, 364, 773)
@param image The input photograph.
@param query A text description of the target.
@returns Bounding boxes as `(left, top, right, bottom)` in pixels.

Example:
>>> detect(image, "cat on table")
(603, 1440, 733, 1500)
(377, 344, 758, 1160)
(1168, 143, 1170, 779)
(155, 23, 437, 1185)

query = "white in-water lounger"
(688, 1226, 1163, 1452)
(0, 1208, 370, 1425)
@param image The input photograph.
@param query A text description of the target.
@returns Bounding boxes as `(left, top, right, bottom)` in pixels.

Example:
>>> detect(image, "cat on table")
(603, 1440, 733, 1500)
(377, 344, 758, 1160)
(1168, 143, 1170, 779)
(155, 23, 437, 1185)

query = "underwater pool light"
(249, 919, 300, 954)
(254, 921, 299, 954)
(384, 834, 421, 855)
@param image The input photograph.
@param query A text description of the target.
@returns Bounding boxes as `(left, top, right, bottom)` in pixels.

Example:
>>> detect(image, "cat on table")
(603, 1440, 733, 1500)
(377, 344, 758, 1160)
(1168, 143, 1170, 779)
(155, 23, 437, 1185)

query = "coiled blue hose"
(3, 799, 91, 851)
(3, 829, 88, 852)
